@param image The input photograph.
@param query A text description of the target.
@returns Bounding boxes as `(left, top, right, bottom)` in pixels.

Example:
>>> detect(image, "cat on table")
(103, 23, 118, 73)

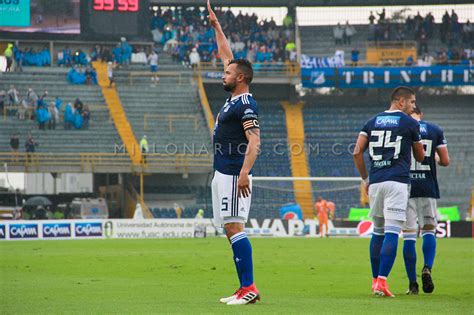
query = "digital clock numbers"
(92, 0, 139, 12)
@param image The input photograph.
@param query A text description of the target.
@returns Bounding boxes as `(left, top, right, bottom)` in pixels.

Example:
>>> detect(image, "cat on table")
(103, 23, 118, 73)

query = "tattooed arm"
(238, 128, 261, 198)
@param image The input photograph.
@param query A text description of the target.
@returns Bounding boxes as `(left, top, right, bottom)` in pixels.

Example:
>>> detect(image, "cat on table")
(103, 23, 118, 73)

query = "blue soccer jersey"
(213, 93, 259, 175)
(360, 110, 422, 185)
(409, 120, 447, 199)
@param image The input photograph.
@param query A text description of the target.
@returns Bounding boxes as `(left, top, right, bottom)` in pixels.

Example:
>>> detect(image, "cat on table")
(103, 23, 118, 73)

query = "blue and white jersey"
(360, 110, 422, 185)
(213, 93, 259, 175)
(410, 120, 447, 199)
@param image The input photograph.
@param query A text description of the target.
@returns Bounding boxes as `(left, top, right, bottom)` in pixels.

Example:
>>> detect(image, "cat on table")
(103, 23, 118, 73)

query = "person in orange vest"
(327, 201, 336, 220)
(314, 196, 329, 237)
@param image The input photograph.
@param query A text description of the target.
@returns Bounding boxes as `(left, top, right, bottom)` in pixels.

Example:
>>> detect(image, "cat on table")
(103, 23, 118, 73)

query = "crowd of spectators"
(0, 85, 90, 130)
(151, 6, 296, 66)
(367, 9, 473, 57)
(333, 21, 356, 45)
(6, 37, 136, 72)
(329, 9, 473, 67)
(59, 38, 134, 67)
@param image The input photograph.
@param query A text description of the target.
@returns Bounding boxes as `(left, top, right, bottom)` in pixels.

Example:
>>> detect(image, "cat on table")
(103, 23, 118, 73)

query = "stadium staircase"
(282, 101, 314, 218)
(92, 61, 142, 166)
(196, 74, 215, 135)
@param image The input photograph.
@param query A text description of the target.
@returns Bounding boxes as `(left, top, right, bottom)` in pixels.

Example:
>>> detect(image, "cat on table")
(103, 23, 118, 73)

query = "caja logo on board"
(75, 222, 103, 237)
(9, 224, 39, 239)
(43, 223, 72, 238)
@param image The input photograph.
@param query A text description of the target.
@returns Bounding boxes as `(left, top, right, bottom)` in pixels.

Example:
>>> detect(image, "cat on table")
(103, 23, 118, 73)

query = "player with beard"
(207, 0, 261, 305)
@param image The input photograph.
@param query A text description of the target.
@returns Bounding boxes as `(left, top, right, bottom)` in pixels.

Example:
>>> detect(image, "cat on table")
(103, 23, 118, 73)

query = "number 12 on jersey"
(411, 139, 432, 171)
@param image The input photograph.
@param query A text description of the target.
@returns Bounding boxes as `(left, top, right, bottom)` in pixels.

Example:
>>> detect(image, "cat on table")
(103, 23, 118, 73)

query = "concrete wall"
(25, 173, 93, 194)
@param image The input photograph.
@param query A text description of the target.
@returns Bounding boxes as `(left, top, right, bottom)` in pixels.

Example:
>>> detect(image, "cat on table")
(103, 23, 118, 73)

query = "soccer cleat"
(374, 278, 395, 298)
(422, 265, 435, 293)
(226, 284, 260, 305)
(372, 278, 377, 293)
(219, 289, 241, 304)
(406, 281, 419, 295)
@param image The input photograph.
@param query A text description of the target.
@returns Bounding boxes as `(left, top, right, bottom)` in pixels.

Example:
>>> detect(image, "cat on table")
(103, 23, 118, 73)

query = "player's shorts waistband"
(214, 170, 253, 178)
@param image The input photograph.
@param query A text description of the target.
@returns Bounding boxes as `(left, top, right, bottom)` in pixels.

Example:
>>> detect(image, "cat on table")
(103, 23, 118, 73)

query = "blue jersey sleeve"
(410, 119, 422, 143)
(435, 125, 447, 148)
(237, 99, 259, 131)
(360, 119, 371, 137)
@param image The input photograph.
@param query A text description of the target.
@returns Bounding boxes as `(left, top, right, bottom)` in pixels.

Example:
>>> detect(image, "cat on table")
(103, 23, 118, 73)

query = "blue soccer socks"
(230, 232, 254, 287)
(403, 233, 418, 283)
(422, 230, 436, 269)
(378, 225, 401, 278)
(370, 230, 384, 279)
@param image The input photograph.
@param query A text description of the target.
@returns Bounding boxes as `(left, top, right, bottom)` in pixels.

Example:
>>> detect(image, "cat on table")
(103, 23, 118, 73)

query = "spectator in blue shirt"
(351, 48, 360, 66)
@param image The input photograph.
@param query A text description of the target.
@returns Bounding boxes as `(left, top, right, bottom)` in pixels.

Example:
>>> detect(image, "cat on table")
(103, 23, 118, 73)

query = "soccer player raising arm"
(208, 0, 261, 305)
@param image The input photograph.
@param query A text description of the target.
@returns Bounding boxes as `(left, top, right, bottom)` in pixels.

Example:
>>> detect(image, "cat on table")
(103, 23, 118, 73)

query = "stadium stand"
(300, 21, 472, 65)
(1, 5, 472, 221)
(114, 53, 212, 156)
(151, 6, 295, 65)
(0, 68, 121, 156)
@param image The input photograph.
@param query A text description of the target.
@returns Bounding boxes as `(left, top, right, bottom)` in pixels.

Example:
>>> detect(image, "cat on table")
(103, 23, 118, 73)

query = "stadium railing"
(0, 39, 154, 65)
(3, 104, 111, 120)
(197, 61, 300, 77)
(0, 152, 212, 173)
(127, 71, 186, 85)
(365, 40, 417, 49)
(143, 114, 200, 132)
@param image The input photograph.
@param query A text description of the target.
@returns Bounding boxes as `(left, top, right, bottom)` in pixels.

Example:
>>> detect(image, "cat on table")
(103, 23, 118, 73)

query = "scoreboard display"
(81, 0, 150, 39)
(92, 0, 139, 12)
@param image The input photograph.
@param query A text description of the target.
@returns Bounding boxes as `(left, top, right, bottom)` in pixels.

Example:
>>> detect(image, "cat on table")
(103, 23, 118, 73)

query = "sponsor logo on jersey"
(75, 222, 103, 237)
(9, 224, 39, 239)
(410, 173, 427, 179)
(373, 160, 392, 168)
(43, 223, 72, 238)
(420, 123, 428, 135)
(375, 116, 400, 128)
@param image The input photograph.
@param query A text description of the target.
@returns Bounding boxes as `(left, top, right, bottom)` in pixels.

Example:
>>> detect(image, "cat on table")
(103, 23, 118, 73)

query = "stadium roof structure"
(151, 0, 473, 7)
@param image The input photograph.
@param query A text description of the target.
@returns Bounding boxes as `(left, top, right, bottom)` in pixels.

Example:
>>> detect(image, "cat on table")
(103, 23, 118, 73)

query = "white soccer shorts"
(211, 170, 252, 226)
(368, 181, 410, 221)
(404, 197, 438, 230)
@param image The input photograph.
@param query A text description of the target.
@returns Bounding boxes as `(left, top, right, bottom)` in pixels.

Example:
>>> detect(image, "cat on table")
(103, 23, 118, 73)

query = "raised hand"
(207, 0, 219, 28)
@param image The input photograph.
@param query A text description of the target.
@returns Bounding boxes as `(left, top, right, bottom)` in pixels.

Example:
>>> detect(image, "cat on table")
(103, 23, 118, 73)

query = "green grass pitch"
(1, 238, 472, 314)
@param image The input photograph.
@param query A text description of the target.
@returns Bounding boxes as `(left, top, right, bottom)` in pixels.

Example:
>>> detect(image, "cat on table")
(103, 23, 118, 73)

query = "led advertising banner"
(0, 0, 30, 27)
(301, 65, 474, 88)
